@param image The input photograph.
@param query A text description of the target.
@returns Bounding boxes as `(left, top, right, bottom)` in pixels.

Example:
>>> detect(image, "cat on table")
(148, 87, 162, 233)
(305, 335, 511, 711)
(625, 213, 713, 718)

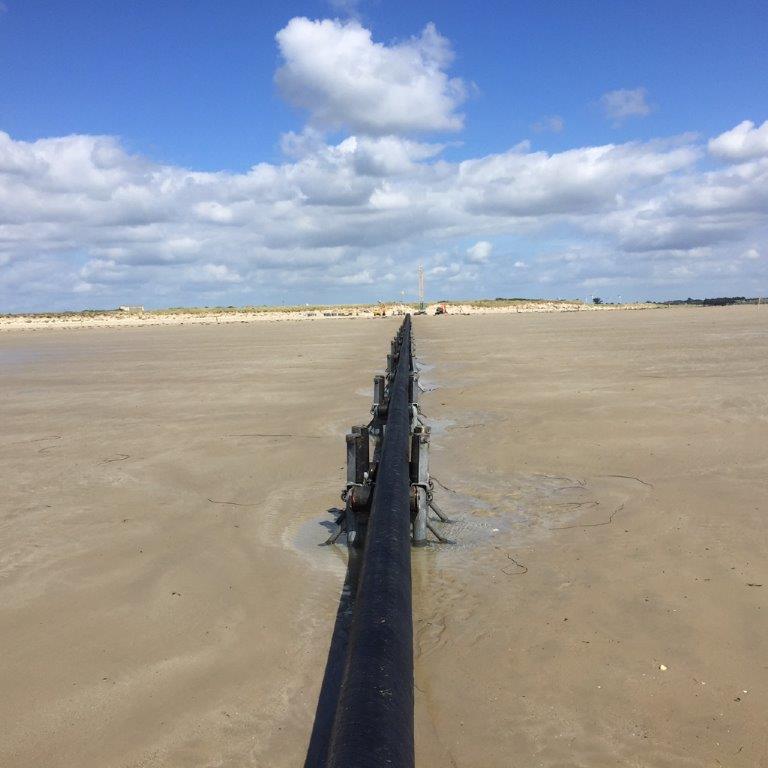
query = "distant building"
(118, 305, 144, 313)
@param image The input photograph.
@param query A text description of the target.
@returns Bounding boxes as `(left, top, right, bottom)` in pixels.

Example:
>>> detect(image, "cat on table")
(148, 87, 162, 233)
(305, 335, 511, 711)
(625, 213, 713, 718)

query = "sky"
(1, 0, 767, 311)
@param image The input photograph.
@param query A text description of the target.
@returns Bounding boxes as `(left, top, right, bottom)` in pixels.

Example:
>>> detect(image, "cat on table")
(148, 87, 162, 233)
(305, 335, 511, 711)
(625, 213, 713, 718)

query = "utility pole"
(418, 264, 425, 311)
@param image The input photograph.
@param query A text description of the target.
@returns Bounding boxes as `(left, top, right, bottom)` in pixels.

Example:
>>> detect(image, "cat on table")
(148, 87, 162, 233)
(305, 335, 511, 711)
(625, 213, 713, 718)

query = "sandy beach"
(1, 305, 767, 767)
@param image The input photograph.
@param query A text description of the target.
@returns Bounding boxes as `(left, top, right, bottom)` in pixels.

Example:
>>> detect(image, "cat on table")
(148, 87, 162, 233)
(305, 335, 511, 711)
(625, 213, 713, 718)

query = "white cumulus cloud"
(275, 17, 465, 135)
(708, 119, 768, 162)
(466, 241, 492, 263)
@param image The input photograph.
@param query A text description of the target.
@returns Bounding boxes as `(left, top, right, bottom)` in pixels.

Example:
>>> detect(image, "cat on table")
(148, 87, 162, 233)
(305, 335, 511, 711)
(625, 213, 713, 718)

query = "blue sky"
(1, 0, 767, 310)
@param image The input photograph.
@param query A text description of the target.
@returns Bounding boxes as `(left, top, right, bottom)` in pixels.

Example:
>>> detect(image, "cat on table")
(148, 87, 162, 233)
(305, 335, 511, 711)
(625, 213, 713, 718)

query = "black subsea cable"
(326, 316, 415, 768)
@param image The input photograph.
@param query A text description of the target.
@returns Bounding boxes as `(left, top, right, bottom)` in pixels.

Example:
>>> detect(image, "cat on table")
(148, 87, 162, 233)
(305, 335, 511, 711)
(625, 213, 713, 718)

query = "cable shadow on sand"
(303, 540, 362, 768)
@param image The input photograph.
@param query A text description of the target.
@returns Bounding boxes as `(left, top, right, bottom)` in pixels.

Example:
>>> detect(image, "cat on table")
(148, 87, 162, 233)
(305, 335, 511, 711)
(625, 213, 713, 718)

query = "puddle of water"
(293, 507, 345, 553)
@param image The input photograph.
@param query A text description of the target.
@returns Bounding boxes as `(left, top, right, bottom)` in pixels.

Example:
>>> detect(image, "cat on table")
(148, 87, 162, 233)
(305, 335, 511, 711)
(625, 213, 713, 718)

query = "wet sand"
(415, 305, 768, 767)
(0, 319, 395, 767)
(1, 306, 767, 766)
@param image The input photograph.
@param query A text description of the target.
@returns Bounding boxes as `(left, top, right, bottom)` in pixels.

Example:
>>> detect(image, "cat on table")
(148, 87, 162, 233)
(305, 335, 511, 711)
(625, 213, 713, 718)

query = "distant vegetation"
(656, 296, 761, 306)
(0, 309, 117, 319)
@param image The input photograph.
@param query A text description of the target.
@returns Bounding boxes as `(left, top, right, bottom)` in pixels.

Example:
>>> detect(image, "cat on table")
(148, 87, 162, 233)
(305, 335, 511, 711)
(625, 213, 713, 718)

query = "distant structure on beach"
(118, 305, 144, 313)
